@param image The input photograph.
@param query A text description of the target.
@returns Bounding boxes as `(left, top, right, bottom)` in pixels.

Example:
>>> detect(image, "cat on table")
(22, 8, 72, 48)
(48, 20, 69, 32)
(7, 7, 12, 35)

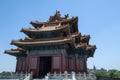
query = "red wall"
(67, 57, 87, 73)
(16, 54, 87, 78)
(16, 57, 26, 73)
(26, 54, 64, 78)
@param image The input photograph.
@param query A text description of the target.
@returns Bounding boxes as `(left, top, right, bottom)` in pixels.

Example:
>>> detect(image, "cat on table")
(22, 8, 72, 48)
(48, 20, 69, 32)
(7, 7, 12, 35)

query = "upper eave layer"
(30, 17, 78, 28)
(21, 24, 69, 33)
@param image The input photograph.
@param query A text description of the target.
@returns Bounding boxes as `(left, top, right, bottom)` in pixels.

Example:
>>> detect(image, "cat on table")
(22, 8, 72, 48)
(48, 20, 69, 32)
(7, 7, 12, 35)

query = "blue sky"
(0, 0, 120, 72)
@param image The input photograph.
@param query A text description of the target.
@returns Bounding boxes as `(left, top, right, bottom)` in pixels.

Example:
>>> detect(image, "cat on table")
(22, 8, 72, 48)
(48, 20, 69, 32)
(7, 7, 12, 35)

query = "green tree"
(95, 71, 108, 76)
(95, 68, 108, 76)
(108, 69, 120, 78)
(0, 71, 11, 76)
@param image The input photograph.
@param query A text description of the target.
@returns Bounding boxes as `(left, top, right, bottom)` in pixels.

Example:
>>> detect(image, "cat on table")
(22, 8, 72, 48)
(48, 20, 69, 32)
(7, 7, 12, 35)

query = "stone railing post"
(64, 71, 68, 79)
(45, 75, 49, 80)
(84, 72, 87, 80)
(72, 72, 76, 80)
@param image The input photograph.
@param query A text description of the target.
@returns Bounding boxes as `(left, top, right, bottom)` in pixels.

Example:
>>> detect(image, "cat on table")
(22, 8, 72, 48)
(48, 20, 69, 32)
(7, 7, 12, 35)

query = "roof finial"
(55, 10, 61, 17)
(56, 10, 60, 13)
(65, 14, 69, 19)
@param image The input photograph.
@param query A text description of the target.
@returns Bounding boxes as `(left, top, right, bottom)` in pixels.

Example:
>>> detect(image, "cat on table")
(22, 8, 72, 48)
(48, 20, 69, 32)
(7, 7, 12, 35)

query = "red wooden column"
(16, 57, 21, 73)
(65, 57, 68, 71)
(75, 57, 79, 73)
(26, 54, 30, 73)
(15, 58, 19, 73)
(83, 57, 87, 73)
(61, 53, 66, 73)
(22, 57, 26, 73)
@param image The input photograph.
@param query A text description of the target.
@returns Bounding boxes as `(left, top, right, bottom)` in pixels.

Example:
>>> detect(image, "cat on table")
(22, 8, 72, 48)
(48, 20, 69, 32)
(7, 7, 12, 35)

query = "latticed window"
(30, 57, 37, 69)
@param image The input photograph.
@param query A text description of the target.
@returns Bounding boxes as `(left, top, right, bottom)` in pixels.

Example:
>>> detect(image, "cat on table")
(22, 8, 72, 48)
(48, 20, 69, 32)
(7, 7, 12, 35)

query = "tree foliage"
(95, 69, 120, 78)
(95, 70, 107, 76)
(0, 71, 11, 76)
(108, 69, 120, 78)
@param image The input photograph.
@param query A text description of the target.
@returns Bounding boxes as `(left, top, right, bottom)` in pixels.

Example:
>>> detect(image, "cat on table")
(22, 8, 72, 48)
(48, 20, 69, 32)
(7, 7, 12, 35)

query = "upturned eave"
(80, 35, 90, 44)
(11, 37, 74, 47)
(86, 45, 96, 57)
(4, 48, 26, 56)
(30, 17, 78, 28)
(21, 24, 69, 33)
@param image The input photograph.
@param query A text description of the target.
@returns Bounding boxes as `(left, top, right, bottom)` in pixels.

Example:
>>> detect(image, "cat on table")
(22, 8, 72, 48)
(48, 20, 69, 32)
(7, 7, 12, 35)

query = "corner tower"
(5, 11, 96, 78)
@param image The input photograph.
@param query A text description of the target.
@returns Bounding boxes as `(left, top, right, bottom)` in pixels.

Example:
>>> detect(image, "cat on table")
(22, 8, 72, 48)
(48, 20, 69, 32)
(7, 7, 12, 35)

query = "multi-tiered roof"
(5, 11, 96, 57)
